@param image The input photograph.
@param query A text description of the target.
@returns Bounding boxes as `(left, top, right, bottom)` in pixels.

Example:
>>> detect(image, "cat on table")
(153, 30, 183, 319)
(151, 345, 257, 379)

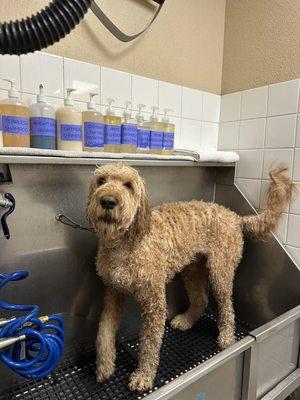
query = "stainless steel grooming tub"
(0, 155, 299, 400)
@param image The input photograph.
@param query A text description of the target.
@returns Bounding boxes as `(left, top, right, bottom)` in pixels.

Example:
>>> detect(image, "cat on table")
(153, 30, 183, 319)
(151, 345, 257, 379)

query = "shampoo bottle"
(30, 84, 56, 149)
(161, 108, 175, 155)
(104, 98, 121, 153)
(1, 79, 30, 148)
(136, 104, 150, 153)
(83, 93, 104, 152)
(121, 101, 137, 153)
(149, 106, 163, 155)
(56, 88, 82, 151)
(0, 107, 2, 148)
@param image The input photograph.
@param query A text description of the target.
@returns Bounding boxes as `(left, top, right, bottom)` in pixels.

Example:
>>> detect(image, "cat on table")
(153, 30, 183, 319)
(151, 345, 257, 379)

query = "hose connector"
(0, 317, 16, 328)
(0, 335, 26, 352)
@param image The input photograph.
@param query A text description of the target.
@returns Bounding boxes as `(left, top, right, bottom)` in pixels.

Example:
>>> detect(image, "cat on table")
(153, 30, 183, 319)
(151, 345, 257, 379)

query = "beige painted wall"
(222, 0, 300, 94)
(0, 0, 226, 94)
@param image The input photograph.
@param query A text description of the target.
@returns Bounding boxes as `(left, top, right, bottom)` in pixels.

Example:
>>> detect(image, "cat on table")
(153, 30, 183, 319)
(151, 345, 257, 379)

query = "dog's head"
(87, 163, 151, 243)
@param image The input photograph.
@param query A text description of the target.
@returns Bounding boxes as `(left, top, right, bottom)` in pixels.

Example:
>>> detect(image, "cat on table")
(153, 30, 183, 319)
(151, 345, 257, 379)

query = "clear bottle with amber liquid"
(161, 108, 175, 155)
(1, 79, 30, 148)
(104, 98, 121, 153)
(149, 106, 164, 155)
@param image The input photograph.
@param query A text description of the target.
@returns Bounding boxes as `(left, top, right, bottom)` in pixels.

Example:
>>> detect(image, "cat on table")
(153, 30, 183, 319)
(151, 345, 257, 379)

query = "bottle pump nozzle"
(106, 98, 115, 116)
(162, 108, 173, 123)
(123, 101, 132, 121)
(136, 104, 146, 123)
(2, 79, 18, 98)
(87, 92, 98, 110)
(150, 106, 159, 122)
(37, 84, 46, 103)
(65, 88, 76, 106)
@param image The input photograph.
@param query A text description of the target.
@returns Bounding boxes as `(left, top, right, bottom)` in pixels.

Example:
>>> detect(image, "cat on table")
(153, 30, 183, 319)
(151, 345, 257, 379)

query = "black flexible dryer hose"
(0, 0, 92, 55)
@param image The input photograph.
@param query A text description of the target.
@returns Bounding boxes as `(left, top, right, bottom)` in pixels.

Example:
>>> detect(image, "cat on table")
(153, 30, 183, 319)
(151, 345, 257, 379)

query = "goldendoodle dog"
(86, 162, 295, 392)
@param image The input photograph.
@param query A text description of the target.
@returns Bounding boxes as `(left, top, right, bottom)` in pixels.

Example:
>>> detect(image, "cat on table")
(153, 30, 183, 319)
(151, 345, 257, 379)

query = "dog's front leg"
(129, 286, 166, 392)
(96, 286, 124, 383)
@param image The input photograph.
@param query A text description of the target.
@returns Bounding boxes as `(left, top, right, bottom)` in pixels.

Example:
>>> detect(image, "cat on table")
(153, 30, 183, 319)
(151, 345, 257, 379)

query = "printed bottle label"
(121, 124, 137, 145)
(163, 132, 174, 150)
(105, 124, 121, 145)
(84, 122, 104, 148)
(30, 117, 56, 137)
(2, 115, 29, 135)
(150, 130, 163, 150)
(137, 128, 150, 149)
(61, 124, 82, 141)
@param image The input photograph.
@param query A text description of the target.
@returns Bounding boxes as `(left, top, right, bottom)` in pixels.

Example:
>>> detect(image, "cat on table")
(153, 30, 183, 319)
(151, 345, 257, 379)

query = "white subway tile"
(218, 121, 239, 150)
(20, 52, 63, 97)
(286, 246, 300, 268)
(241, 86, 268, 119)
(296, 114, 300, 147)
(64, 58, 100, 103)
(181, 87, 203, 120)
(263, 149, 294, 179)
(289, 182, 300, 214)
(0, 90, 7, 100)
(267, 79, 300, 116)
(235, 178, 261, 209)
(239, 118, 266, 149)
(132, 74, 158, 113)
(202, 92, 220, 123)
(101, 67, 131, 109)
(293, 148, 300, 181)
(236, 149, 264, 179)
(274, 213, 288, 244)
(0, 55, 20, 91)
(220, 92, 242, 122)
(287, 214, 300, 247)
(200, 122, 218, 149)
(158, 81, 182, 117)
(265, 114, 297, 148)
(180, 119, 201, 149)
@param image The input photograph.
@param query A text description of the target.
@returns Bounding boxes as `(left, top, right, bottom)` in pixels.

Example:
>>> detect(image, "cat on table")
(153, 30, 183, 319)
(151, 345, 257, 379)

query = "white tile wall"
(219, 77, 300, 267)
(202, 92, 220, 123)
(0, 55, 21, 91)
(201, 122, 219, 148)
(158, 81, 182, 117)
(132, 74, 159, 113)
(181, 87, 203, 120)
(101, 67, 131, 109)
(180, 119, 202, 149)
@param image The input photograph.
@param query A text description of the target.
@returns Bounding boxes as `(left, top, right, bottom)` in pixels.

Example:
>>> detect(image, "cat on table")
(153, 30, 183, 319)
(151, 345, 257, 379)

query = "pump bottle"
(83, 93, 104, 152)
(1, 79, 30, 148)
(149, 106, 164, 155)
(30, 84, 56, 149)
(104, 98, 121, 153)
(56, 88, 82, 151)
(136, 104, 150, 153)
(121, 101, 137, 153)
(161, 108, 175, 155)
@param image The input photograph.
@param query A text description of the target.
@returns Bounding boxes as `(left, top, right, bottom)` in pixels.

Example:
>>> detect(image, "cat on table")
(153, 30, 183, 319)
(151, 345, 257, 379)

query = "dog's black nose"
(100, 196, 118, 210)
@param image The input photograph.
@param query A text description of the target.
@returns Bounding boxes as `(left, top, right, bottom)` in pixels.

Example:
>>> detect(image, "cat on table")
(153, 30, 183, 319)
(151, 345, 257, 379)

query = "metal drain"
(0, 309, 248, 400)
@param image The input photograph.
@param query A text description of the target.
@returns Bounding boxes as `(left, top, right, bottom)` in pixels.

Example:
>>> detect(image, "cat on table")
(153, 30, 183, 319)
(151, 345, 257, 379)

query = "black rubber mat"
(0, 309, 248, 400)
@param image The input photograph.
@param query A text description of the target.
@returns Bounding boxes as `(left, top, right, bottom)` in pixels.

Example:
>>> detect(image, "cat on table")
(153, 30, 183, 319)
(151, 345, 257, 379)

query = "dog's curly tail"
(241, 166, 296, 241)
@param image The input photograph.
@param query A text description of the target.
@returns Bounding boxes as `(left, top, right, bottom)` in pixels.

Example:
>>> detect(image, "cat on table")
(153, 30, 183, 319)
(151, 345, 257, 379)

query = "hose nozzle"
(0, 335, 25, 352)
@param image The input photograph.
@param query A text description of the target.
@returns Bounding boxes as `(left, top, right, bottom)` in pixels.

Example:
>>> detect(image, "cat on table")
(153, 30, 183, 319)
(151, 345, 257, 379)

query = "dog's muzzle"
(100, 196, 118, 210)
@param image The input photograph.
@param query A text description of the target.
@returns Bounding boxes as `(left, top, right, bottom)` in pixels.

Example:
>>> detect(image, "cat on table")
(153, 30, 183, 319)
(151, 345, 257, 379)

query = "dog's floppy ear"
(130, 177, 151, 239)
(86, 178, 97, 227)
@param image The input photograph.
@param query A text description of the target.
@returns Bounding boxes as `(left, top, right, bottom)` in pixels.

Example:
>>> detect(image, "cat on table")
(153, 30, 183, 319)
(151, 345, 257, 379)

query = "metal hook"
(0, 193, 15, 240)
(55, 213, 94, 233)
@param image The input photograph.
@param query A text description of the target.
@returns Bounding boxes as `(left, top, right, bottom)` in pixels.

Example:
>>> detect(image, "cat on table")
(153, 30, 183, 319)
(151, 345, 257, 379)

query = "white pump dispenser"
(56, 88, 82, 151)
(1, 78, 30, 147)
(83, 92, 104, 152)
(120, 101, 137, 153)
(29, 84, 56, 149)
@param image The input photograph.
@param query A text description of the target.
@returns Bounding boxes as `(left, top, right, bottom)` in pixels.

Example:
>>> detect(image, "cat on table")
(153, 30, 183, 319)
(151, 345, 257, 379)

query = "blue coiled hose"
(0, 270, 64, 379)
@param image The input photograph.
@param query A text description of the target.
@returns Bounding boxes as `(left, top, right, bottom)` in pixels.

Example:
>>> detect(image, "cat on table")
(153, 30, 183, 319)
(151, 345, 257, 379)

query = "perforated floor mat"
(0, 309, 248, 400)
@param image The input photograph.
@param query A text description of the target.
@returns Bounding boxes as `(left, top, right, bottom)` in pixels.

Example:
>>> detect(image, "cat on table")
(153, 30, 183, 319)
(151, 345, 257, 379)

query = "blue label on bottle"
(61, 124, 82, 141)
(84, 122, 104, 148)
(2, 115, 29, 135)
(163, 132, 174, 151)
(121, 124, 137, 145)
(150, 130, 163, 150)
(137, 128, 150, 149)
(105, 124, 121, 145)
(30, 117, 56, 137)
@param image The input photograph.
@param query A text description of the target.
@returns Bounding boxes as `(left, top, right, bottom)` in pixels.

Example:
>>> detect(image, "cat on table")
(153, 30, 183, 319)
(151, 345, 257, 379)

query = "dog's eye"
(124, 181, 132, 189)
(97, 177, 106, 186)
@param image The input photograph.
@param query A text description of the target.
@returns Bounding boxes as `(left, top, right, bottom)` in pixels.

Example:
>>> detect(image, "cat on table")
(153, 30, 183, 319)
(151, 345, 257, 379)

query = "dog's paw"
(217, 333, 236, 349)
(129, 371, 154, 392)
(170, 314, 194, 331)
(96, 364, 115, 383)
